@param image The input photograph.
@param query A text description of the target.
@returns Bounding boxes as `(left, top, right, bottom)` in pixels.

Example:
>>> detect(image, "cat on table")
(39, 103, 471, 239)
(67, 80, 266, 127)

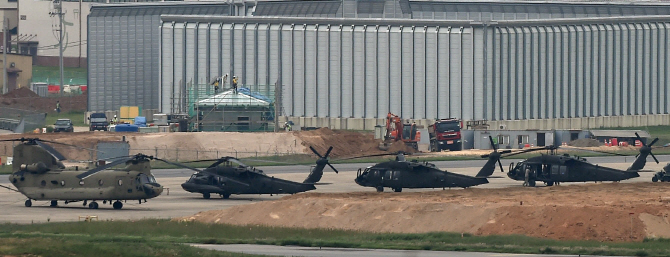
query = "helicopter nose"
(143, 183, 163, 197)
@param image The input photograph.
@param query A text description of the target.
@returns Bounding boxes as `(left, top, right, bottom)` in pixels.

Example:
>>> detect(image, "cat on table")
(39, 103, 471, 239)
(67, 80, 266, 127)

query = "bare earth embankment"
(179, 182, 670, 242)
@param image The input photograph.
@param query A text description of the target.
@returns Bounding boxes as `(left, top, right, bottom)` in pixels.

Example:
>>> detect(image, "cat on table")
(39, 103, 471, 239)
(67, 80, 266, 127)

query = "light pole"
(2, 18, 7, 94)
(49, 0, 64, 95)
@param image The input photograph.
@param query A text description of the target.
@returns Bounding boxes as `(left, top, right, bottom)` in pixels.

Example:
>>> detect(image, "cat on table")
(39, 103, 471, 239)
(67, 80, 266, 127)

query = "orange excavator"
(379, 112, 421, 150)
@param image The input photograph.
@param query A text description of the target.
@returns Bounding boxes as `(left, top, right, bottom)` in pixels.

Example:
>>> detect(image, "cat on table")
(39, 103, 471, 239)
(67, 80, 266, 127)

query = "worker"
(55, 101, 61, 114)
(284, 121, 292, 132)
(232, 76, 238, 93)
(112, 115, 118, 124)
(211, 77, 220, 93)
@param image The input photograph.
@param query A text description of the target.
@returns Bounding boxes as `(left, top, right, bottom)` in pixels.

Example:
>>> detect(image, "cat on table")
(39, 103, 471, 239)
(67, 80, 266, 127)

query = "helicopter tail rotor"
(628, 133, 660, 171)
(304, 146, 338, 184)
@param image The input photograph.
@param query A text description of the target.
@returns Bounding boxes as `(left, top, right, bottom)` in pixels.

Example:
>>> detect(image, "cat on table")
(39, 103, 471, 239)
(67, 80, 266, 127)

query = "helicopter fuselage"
(355, 161, 488, 191)
(508, 154, 640, 184)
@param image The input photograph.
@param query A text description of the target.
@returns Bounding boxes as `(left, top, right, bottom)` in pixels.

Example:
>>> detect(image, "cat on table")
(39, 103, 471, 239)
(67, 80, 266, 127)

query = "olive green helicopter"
(1, 138, 172, 209)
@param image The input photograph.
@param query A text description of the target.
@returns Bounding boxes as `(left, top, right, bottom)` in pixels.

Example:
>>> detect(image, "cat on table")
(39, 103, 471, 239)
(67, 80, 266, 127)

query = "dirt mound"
(0, 88, 87, 113)
(295, 128, 415, 158)
(568, 138, 603, 147)
(1, 87, 39, 98)
(178, 183, 670, 242)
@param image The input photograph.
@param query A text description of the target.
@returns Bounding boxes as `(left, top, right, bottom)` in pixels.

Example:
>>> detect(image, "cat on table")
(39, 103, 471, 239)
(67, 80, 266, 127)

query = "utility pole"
(50, 0, 64, 95)
(2, 17, 7, 94)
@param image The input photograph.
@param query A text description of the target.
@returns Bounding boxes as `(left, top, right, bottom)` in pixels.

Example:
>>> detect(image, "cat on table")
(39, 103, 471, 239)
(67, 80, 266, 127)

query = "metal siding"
(500, 27, 509, 120)
(461, 27, 474, 121)
(529, 26, 539, 119)
(612, 24, 621, 116)
(173, 23, 184, 114)
(317, 25, 329, 117)
(244, 24, 256, 86)
(281, 26, 294, 116)
(341, 25, 353, 118)
(425, 26, 438, 119)
(221, 23, 233, 89)
(401, 27, 414, 118)
(328, 26, 341, 117)
(293, 25, 306, 117)
(351, 25, 364, 118)
(197, 24, 208, 86)
(560, 26, 569, 119)
(377, 26, 390, 118)
(546, 26, 555, 119)
(449, 28, 463, 119)
(569, 25, 578, 118)
(659, 23, 667, 114)
(389, 26, 402, 116)
(209, 24, 221, 81)
(185, 23, 196, 111)
(414, 26, 426, 119)
(650, 23, 658, 114)
(538, 26, 547, 119)
(583, 25, 593, 117)
(304, 24, 317, 117)
(160, 23, 173, 113)
(437, 27, 450, 120)
(365, 26, 379, 118)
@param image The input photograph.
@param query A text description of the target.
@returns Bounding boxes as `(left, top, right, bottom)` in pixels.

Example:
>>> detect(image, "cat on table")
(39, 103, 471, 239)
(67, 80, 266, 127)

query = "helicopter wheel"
(545, 181, 554, 187)
(375, 186, 384, 193)
(50, 200, 58, 207)
(528, 180, 536, 187)
(202, 193, 211, 199)
(88, 202, 99, 209)
(652, 176, 659, 182)
(24, 200, 32, 207)
(221, 193, 231, 199)
(113, 201, 123, 210)
(393, 188, 402, 193)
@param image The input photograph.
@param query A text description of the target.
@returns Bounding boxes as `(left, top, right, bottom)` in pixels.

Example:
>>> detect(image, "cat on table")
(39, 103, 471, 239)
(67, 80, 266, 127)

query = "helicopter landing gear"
(24, 199, 32, 207)
(202, 193, 211, 199)
(652, 176, 659, 182)
(113, 201, 123, 210)
(376, 186, 384, 192)
(393, 187, 402, 193)
(523, 180, 536, 187)
(50, 200, 58, 207)
(88, 202, 99, 209)
(545, 181, 554, 187)
(221, 193, 231, 199)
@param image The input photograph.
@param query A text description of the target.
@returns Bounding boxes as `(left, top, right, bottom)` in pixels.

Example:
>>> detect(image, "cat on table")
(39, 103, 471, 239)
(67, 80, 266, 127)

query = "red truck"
(428, 118, 462, 152)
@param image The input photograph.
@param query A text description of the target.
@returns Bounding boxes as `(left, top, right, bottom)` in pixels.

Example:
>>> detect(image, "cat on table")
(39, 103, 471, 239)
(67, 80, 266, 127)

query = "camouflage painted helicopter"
(503, 133, 660, 187)
(353, 136, 508, 192)
(180, 146, 338, 199)
(1, 138, 168, 209)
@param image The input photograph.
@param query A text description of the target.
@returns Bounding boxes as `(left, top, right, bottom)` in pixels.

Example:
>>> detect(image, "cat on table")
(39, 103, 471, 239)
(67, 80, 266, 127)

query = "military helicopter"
(353, 136, 508, 192)
(180, 146, 338, 199)
(652, 163, 670, 182)
(1, 138, 168, 209)
(503, 133, 660, 187)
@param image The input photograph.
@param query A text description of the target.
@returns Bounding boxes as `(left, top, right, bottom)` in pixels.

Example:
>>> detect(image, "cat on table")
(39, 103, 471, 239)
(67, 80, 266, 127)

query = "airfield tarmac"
(0, 155, 667, 224)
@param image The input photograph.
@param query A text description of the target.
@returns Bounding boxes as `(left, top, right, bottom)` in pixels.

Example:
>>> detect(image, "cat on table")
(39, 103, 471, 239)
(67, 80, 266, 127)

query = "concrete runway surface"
(0, 155, 667, 223)
(192, 244, 586, 257)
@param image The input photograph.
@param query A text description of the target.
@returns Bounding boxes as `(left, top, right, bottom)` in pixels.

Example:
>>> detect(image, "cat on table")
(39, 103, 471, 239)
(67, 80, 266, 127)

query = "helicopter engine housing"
(20, 162, 48, 173)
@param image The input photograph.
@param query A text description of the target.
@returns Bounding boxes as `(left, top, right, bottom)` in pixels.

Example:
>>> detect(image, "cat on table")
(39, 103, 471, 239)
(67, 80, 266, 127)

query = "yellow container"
(119, 106, 140, 120)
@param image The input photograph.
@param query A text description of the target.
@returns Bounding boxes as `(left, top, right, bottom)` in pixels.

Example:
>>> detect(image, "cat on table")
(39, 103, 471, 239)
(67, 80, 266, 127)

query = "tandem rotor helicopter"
(352, 136, 508, 192)
(180, 146, 338, 199)
(501, 133, 661, 186)
(0, 138, 175, 209)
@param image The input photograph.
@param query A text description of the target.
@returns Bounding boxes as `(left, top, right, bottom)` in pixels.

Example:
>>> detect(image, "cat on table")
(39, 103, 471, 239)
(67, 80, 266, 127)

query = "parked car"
(53, 119, 74, 132)
(88, 112, 108, 131)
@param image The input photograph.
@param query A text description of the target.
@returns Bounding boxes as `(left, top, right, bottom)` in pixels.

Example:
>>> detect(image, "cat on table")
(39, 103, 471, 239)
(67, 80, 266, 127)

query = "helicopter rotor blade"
(309, 146, 324, 159)
(649, 138, 659, 147)
(497, 159, 504, 173)
(502, 147, 549, 157)
(197, 169, 250, 187)
(0, 184, 19, 192)
(153, 157, 204, 173)
(337, 153, 397, 161)
(327, 163, 339, 174)
(489, 136, 497, 152)
(35, 140, 67, 161)
(559, 146, 629, 156)
(76, 157, 133, 180)
(651, 152, 660, 164)
(324, 146, 333, 158)
(635, 132, 645, 147)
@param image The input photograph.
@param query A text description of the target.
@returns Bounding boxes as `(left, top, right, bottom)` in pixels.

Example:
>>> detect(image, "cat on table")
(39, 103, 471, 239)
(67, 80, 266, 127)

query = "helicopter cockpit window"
(79, 180, 85, 186)
(137, 173, 156, 184)
(98, 179, 104, 186)
(60, 181, 65, 186)
(118, 179, 123, 186)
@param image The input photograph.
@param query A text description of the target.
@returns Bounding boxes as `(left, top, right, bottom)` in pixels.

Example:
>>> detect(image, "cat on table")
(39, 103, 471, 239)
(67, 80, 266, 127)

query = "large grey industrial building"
(88, 0, 670, 130)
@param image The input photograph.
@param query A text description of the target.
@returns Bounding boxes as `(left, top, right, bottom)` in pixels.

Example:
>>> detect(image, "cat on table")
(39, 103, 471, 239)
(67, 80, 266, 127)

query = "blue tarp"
(237, 87, 273, 103)
(134, 116, 147, 127)
(115, 124, 139, 132)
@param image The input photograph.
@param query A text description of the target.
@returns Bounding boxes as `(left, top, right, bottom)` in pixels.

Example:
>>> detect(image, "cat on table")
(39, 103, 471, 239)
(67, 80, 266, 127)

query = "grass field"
(32, 66, 88, 85)
(0, 220, 668, 256)
(45, 111, 87, 127)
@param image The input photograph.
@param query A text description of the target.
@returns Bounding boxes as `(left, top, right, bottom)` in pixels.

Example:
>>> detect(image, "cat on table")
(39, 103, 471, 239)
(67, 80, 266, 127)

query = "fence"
(0, 107, 46, 133)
